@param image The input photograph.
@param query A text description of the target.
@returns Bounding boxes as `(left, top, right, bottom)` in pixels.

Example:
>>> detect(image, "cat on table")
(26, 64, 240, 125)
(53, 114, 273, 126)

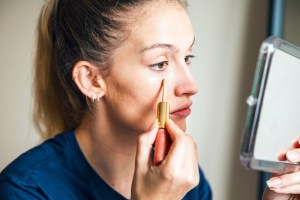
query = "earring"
(90, 92, 95, 102)
(97, 94, 100, 102)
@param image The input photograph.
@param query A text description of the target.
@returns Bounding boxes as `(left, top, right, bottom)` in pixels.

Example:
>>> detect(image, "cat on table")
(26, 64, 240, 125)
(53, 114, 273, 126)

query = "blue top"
(0, 130, 212, 200)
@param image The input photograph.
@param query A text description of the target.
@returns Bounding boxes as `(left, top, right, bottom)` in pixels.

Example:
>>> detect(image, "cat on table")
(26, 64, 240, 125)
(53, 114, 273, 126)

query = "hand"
(131, 119, 199, 200)
(263, 139, 300, 200)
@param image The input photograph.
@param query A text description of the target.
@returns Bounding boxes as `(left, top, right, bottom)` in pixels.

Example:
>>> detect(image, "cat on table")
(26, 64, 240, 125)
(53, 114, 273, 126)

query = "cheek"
(106, 73, 163, 132)
(148, 77, 162, 84)
(129, 77, 162, 130)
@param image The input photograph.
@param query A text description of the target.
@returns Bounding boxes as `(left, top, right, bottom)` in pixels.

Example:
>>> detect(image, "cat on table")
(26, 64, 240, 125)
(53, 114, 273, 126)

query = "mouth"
(170, 101, 192, 118)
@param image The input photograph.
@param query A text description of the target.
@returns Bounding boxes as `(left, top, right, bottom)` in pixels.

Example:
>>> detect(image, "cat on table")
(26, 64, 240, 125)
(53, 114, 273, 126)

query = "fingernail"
(266, 178, 282, 188)
(148, 119, 158, 131)
(287, 151, 297, 162)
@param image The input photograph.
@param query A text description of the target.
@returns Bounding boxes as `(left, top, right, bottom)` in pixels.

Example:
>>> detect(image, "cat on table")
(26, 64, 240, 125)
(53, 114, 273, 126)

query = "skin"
(73, 2, 198, 199)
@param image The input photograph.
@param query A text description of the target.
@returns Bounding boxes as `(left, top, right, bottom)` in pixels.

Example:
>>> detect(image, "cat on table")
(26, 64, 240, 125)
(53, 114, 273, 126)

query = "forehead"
(129, 2, 194, 49)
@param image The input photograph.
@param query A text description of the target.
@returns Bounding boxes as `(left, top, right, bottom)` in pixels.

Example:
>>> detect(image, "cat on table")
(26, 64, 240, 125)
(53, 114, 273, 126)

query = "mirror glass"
(254, 49, 300, 162)
(240, 37, 300, 173)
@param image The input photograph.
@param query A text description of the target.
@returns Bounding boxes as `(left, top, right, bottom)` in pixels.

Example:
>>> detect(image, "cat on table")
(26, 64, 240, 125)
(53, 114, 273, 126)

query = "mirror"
(240, 36, 300, 173)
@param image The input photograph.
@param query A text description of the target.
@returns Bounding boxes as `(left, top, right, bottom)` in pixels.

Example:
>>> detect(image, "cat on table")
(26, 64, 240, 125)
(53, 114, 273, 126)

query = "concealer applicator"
(153, 79, 172, 165)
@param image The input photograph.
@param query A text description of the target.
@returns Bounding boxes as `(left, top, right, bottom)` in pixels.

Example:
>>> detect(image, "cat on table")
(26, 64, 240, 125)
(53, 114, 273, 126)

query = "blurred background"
(0, 0, 299, 199)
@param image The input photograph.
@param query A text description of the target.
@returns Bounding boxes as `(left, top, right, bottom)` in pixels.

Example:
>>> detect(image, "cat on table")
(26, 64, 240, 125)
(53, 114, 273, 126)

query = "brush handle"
(153, 128, 172, 165)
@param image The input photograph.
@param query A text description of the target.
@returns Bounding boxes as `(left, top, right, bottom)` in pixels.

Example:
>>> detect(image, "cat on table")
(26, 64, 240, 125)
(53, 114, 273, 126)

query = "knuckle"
(161, 166, 182, 182)
(176, 134, 185, 141)
(137, 134, 148, 145)
(184, 174, 196, 188)
(137, 134, 145, 144)
(185, 170, 199, 189)
(161, 167, 198, 189)
(193, 172, 200, 187)
(161, 168, 176, 181)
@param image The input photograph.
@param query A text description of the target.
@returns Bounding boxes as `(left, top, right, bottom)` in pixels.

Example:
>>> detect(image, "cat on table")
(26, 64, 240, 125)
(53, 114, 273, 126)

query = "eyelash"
(150, 61, 169, 71)
(150, 55, 195, 71)
(185, 55, 195, 65)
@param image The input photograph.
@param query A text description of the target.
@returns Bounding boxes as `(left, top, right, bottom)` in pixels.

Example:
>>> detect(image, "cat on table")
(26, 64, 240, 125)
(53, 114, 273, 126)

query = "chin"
(173, 118, 186, 132)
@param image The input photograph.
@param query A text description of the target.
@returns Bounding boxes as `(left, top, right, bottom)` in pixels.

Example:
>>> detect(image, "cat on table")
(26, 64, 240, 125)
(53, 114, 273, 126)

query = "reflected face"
(103, 2, 198, 132)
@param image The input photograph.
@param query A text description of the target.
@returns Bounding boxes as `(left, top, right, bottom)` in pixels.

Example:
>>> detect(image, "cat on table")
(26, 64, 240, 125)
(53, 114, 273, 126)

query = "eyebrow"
(140, 36, 195, 53)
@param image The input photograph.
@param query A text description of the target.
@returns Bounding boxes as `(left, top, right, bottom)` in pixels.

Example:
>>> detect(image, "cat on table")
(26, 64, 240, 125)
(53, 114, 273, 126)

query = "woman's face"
(103, 2, 198, 133)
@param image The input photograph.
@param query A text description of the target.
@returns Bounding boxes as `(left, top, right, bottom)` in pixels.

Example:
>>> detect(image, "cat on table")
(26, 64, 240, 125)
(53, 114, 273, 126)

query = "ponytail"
(34, 0, 85, 139)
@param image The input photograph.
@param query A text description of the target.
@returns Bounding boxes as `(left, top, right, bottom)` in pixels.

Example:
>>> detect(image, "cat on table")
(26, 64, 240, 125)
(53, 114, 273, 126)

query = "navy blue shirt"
(0, 130, 212, 199)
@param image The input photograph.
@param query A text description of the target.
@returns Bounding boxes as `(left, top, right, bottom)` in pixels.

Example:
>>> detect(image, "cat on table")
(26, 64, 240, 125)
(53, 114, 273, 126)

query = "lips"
(170, 101, 192, 118)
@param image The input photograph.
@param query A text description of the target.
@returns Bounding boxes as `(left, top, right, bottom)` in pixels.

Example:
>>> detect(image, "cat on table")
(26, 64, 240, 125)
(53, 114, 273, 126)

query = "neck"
(75, 111, 138, 199)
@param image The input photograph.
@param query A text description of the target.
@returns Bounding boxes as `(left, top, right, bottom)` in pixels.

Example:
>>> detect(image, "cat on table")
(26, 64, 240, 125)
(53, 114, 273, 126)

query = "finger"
(164, 120, 197, 167)
(165, 119, 184, 141)
(270, 184, 300, 194)
(276, 138, 300, 161)
(292, 138, 300, 148)
(267, 170, 300, 189)
(277, 146, 294, 161)
(286, 149, 300, 163)
(163, 120, 199, 187)
(135, 119, 158, 170)
(164, 119, 187, 163)
(277, 152, 287, 161)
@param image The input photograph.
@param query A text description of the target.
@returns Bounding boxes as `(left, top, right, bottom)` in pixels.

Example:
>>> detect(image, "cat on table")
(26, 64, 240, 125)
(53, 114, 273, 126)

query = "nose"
(174, 64, 198, 97)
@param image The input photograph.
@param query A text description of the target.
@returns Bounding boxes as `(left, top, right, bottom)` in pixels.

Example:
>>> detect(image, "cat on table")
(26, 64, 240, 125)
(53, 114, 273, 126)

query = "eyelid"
(186, 54, 195, 58)
(149, 60, 168, 71)
(185, 54, 195, 65)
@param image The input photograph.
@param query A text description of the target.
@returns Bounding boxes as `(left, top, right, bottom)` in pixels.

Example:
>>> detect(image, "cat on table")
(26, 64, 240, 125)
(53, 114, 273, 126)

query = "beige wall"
(0, 1, 44, 168)
(187, 1, 267, 199)
(3, 0, 299, 200)
(285, 0, 300, 46)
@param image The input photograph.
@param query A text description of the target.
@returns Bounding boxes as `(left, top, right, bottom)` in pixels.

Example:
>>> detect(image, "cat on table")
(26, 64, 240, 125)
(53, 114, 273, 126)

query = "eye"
(185, 55, 195, 65)
(150, 61, 168, 71)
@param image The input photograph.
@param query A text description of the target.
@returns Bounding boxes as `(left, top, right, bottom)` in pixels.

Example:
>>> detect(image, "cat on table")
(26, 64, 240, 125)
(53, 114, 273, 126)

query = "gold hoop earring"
(93, 94, 96, 102)
(90, 92, 95, 102)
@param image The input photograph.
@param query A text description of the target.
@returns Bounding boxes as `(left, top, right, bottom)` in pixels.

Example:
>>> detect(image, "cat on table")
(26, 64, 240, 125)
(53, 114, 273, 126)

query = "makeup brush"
(153, 79, 172, 165)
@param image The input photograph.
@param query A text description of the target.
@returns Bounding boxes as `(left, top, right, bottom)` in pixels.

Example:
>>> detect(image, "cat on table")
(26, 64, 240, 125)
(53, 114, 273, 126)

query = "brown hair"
(34, 0, 187, 139)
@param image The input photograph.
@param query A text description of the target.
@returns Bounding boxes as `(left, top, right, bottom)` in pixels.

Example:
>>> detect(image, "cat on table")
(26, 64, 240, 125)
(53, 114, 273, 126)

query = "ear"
(72, 61, 107, 101)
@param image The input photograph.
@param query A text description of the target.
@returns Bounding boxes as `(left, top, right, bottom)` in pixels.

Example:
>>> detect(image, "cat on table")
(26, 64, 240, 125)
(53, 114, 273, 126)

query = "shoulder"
(183, 166, 213, 200)
(0, 130, 74, 187)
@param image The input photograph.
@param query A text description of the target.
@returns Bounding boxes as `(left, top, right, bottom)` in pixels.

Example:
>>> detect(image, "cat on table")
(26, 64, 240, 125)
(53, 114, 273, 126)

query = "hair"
(34, 0, 188, 139)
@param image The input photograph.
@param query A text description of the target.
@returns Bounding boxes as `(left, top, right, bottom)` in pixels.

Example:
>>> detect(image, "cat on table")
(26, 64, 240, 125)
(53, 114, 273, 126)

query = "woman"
(0, 0, 298, 199)
(0, 0, 210, 199)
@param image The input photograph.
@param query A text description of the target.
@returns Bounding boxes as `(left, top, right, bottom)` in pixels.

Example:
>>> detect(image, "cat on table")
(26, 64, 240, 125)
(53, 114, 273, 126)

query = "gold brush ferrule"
(157, 101, 170, 128)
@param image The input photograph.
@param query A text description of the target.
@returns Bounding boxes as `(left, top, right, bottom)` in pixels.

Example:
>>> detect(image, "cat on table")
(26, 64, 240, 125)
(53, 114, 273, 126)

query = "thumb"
(135, 119, 158, 170)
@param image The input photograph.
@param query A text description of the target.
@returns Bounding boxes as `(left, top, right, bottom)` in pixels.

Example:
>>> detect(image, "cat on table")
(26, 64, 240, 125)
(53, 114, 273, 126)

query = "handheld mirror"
(240, 36, 300, 173)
